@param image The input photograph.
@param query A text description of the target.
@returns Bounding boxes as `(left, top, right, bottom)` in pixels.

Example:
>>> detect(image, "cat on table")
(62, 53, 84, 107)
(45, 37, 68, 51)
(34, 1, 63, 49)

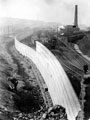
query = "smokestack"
(74, 5, 78, 27)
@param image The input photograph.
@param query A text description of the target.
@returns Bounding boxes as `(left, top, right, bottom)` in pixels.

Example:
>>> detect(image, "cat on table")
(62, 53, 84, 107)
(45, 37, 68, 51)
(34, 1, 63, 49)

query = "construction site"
(0, 4, 90, 120)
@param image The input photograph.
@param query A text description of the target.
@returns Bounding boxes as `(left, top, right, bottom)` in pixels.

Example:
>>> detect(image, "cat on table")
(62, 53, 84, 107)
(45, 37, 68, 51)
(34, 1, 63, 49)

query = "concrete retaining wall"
(15, 38, 81, 120)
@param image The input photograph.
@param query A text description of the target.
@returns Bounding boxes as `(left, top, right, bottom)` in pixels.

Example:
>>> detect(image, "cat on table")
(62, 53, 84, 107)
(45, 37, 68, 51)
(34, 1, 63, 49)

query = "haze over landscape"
(1, 0, 90, 120)
(0, 0, 90, 26)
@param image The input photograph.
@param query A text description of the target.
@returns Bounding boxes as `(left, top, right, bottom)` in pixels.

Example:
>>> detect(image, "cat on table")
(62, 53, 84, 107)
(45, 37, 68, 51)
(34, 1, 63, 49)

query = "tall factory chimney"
(74, 5, 78, 27)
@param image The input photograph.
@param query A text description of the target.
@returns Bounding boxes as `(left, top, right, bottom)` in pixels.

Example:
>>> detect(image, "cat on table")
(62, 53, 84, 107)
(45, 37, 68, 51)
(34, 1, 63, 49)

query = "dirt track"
(0, 35, 53, 120)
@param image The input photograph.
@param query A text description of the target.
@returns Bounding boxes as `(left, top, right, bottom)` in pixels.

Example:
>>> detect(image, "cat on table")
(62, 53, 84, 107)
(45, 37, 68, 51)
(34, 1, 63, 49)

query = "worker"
(8, 77, 18, 91)
(83, 64, 88, 74)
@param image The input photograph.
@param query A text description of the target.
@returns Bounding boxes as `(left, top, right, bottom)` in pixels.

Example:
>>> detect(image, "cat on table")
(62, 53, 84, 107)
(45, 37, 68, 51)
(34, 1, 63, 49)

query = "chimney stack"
(74, 5, 78, 27)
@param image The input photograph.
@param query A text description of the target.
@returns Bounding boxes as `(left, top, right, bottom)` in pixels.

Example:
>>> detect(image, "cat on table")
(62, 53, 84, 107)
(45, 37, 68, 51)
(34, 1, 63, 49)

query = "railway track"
(52, 49, 83, 70)
(20, 34, 90, 76)
(57, 37, 90, 71)
(59, 37, 90, 62)
(52, 50, 83, 77)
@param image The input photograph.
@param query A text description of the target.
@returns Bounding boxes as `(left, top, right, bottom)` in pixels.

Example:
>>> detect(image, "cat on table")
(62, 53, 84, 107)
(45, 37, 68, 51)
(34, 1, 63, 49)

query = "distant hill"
(79, 24, 89, 31)
(0, 17, 62, 28)
(0, 17, 62, 35)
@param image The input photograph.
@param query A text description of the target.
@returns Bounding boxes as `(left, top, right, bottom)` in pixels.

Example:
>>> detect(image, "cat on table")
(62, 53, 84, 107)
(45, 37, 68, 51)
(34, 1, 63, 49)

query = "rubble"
(6, 105, 68, 120)
(41, 105, 68, 120)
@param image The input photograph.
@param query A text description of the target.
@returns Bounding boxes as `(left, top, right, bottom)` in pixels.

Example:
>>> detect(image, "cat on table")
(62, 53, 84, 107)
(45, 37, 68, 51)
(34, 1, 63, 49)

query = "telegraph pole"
(57, 24, 58, 40)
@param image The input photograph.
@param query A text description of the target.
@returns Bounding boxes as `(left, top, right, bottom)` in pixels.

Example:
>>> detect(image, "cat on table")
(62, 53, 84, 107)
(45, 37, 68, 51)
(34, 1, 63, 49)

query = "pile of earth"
(41, 105, 68, 120)
(77, 35, 90, 57)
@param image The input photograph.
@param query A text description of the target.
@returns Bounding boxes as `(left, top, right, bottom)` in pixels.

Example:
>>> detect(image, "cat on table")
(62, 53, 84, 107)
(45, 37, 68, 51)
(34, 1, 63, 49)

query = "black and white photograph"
(0, 0, 90, 120)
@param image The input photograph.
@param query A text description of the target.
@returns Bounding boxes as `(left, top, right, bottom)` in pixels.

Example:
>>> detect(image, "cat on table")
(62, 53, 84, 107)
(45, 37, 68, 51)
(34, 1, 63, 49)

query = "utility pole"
(8, 25, 9, 36)
(57, 24, 58, 40)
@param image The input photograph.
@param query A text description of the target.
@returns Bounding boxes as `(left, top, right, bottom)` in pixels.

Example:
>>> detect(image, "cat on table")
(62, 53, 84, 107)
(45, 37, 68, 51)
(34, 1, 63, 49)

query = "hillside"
(77, 34, 90, 57)
(0, 17, 62, 36)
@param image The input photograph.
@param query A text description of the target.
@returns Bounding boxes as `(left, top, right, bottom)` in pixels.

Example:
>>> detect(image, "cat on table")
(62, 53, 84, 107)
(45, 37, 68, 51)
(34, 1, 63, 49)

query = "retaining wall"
(15, 38, 81, 120)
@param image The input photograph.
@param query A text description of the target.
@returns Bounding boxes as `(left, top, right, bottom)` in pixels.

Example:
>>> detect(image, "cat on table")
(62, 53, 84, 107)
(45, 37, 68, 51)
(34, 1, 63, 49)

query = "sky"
(0, 0, 90, 26)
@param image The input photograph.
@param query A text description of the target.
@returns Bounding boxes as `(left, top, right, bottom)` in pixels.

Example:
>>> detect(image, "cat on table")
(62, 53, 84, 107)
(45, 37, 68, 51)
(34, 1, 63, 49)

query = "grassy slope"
(77, 34, 90, 57)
